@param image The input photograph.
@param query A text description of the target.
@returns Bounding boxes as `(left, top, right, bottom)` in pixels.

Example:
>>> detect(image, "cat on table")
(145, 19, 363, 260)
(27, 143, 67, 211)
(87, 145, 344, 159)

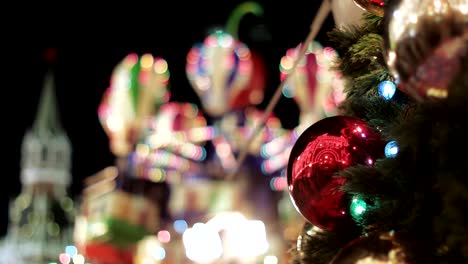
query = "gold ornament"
(385, 0, 468, 101)
(352, 0, 385, 17)
(295, 223, 325, 258)
(330, 232, 408, 264)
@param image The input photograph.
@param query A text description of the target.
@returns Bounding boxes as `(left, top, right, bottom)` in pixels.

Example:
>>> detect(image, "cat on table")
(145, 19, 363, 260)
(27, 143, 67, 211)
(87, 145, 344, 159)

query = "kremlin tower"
(0, 70, 76, 263)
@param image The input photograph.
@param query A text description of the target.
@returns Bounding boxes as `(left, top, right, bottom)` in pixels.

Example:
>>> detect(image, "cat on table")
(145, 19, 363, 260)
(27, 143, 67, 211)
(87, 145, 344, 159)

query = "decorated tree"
(284, 0, 468, 263)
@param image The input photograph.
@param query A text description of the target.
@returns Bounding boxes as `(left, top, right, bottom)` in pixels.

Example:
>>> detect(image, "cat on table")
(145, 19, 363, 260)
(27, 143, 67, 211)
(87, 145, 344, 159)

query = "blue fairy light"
(378, 81, 396, 100)
(173, 219, 188, 233)
(65, 245, 78, 257)
(384, 141, 399, 158)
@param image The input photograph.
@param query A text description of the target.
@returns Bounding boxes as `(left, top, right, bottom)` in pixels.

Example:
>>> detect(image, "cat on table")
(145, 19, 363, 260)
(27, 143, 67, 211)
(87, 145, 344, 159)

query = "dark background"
(2, 1, 335, 235)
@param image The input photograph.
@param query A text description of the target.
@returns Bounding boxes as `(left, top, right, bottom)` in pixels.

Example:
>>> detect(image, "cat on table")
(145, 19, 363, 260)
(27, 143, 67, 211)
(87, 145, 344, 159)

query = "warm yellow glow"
(280, 56, 293, 71)
(427, 87, 448, 98)
(72, 254, 85, 264)
(460, 3, 468, 14)
(149, 168, 164, 182)
(140, 54, 154, 69)
(264, 255, 278, 264)
(387, 51, 397, 69)
(154, 59, 168, 74)
(89, 221, 108, 237)
(106, 116, 124, 132)
(183, 223, 223, 263)
(136, 144, 150, 157)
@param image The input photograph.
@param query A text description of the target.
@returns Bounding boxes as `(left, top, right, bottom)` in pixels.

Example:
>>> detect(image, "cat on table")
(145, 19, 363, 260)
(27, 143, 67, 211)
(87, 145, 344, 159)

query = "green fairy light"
(350, 195, 368, 220)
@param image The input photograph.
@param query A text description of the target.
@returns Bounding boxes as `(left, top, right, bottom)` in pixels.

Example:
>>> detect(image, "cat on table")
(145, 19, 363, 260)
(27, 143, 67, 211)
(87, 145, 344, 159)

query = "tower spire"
(20, 69, 71, 188)
(32, 70, 63, 139)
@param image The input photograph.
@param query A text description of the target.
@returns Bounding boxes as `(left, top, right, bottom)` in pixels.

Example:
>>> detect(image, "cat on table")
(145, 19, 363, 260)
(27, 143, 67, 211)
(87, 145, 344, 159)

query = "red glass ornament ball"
(287, 116, 386, 232)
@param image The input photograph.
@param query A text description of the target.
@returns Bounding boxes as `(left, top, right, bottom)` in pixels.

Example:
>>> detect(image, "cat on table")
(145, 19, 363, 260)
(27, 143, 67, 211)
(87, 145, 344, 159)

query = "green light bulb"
(350, 195, 368, 220)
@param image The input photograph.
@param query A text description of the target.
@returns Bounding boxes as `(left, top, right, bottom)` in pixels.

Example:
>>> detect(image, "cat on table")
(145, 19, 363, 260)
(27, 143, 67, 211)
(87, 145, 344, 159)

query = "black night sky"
(2, 1, 335, 235)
